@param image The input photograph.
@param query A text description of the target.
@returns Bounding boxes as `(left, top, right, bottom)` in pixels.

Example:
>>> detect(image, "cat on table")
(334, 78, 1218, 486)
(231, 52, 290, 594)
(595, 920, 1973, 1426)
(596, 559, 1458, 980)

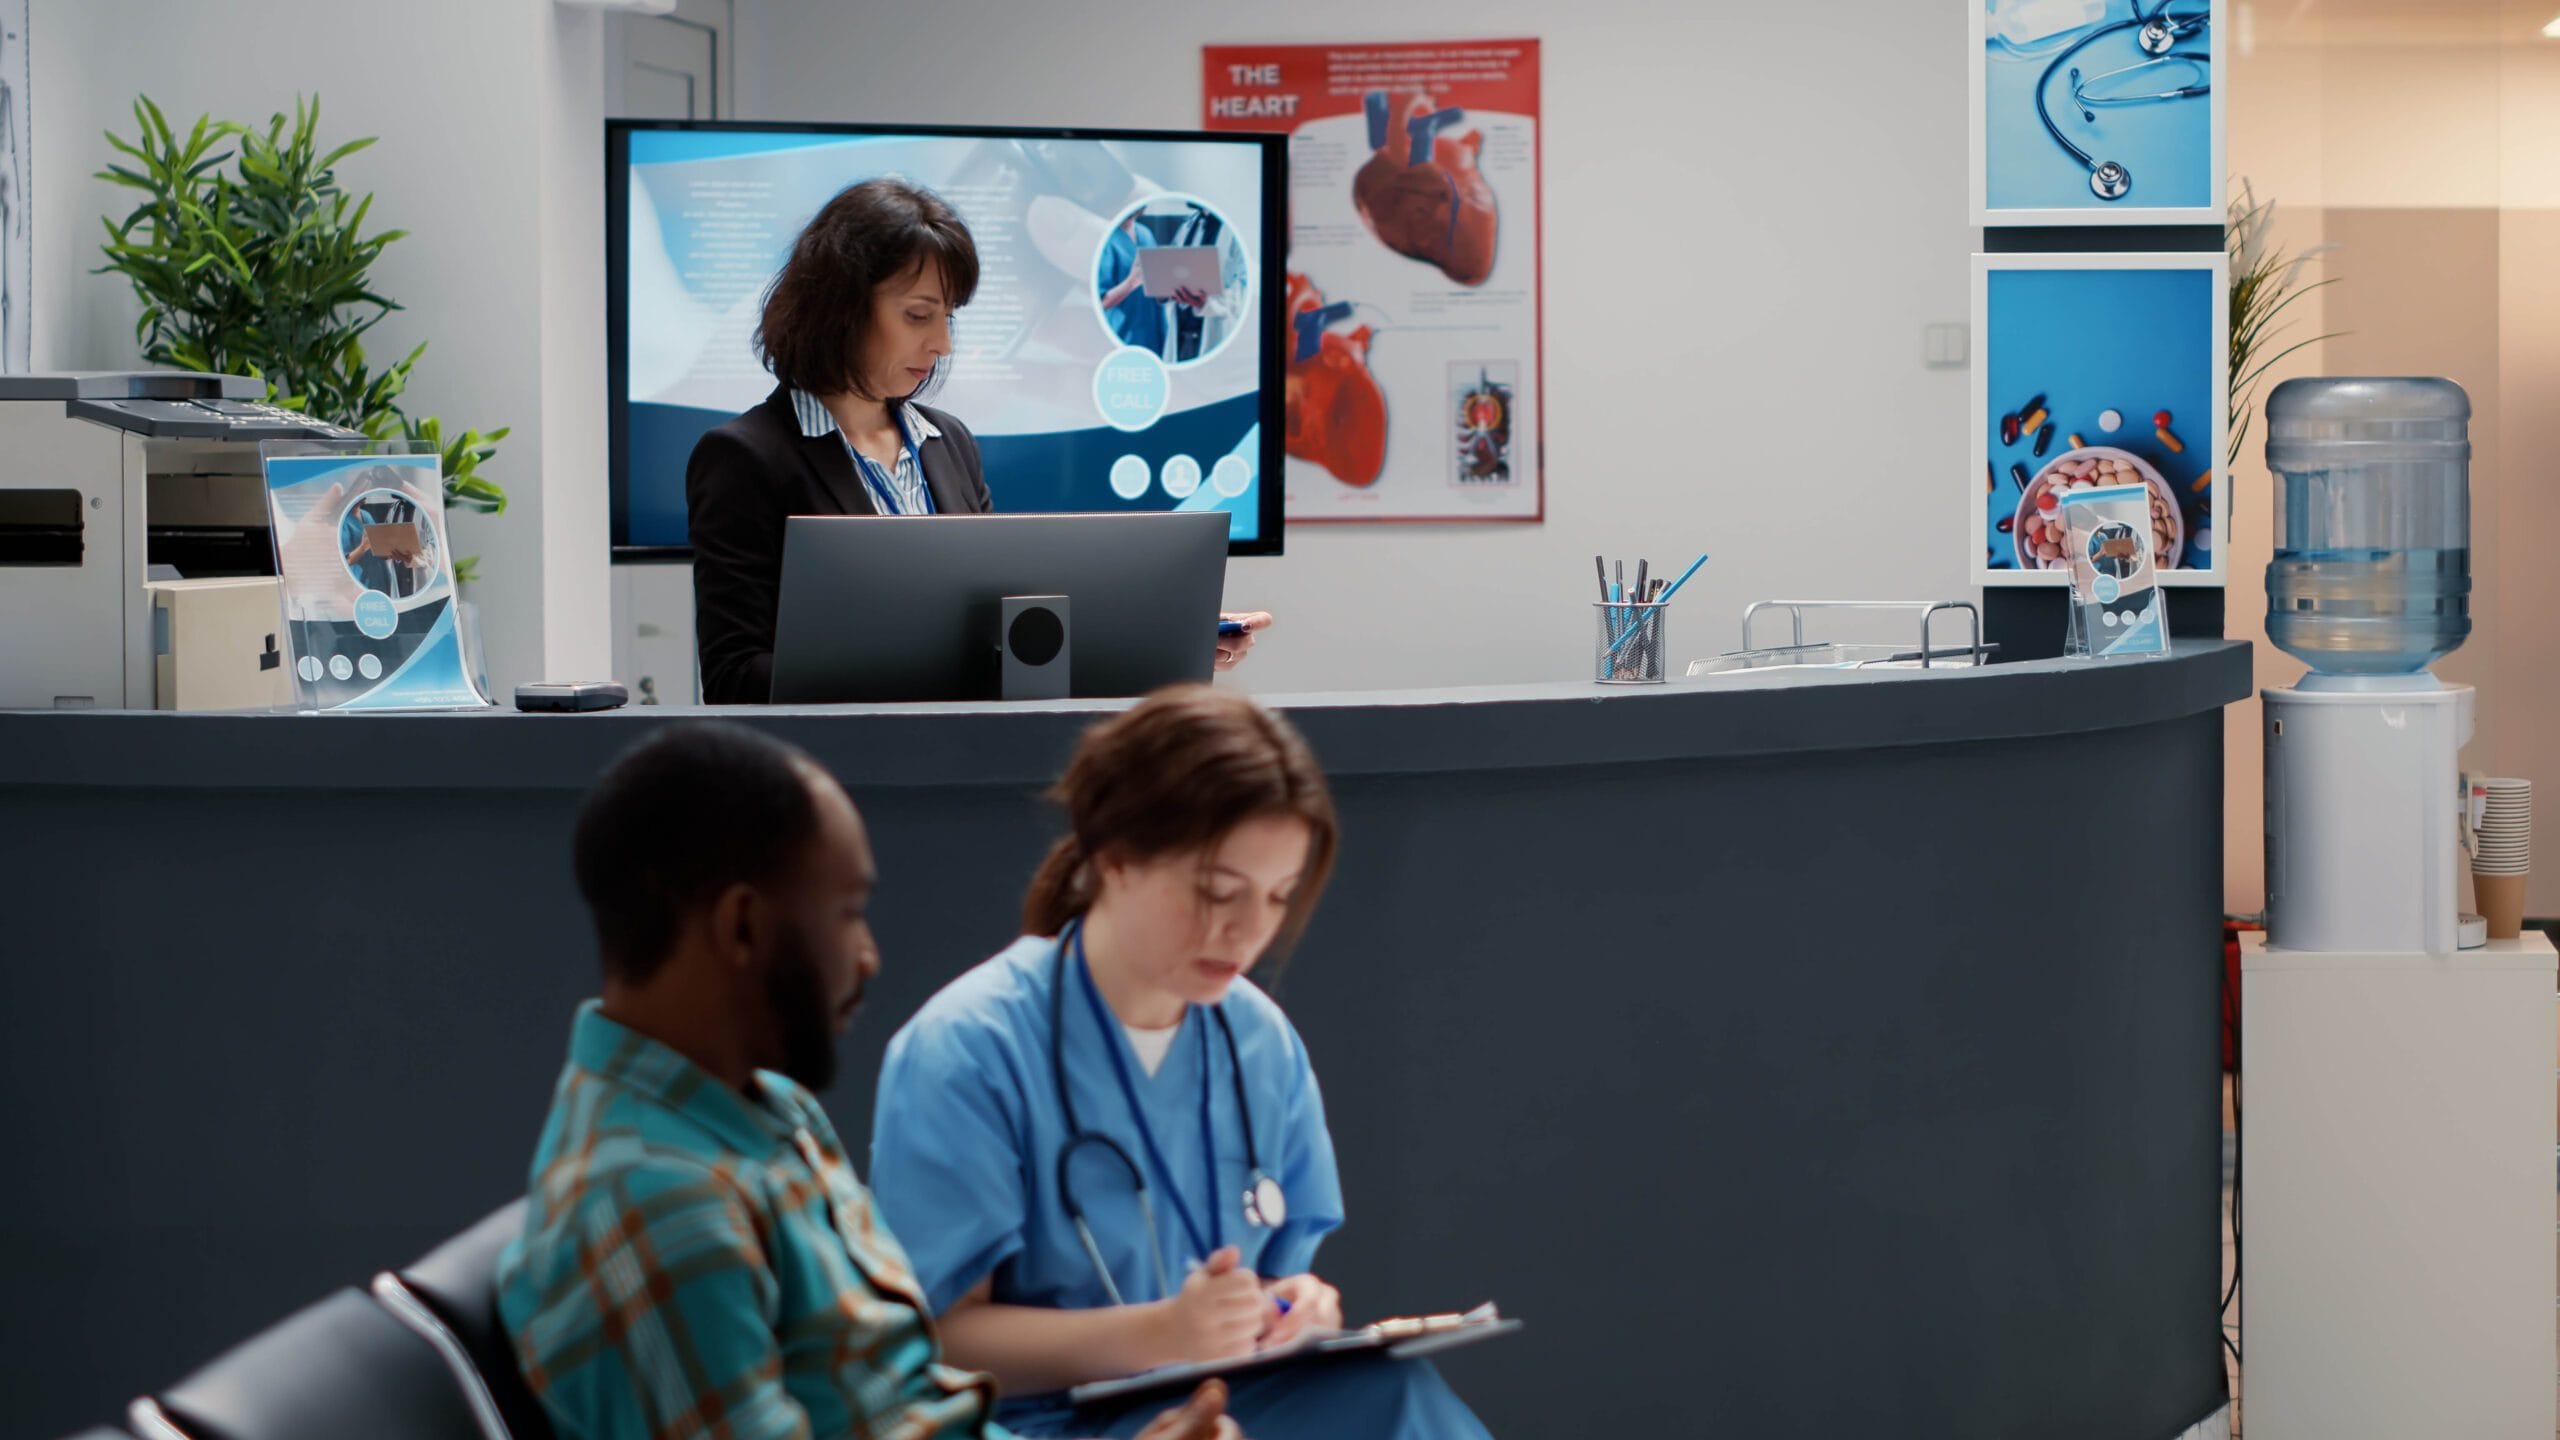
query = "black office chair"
(127, 1286, 493, 1440)
(375, 1200, 556, 1440)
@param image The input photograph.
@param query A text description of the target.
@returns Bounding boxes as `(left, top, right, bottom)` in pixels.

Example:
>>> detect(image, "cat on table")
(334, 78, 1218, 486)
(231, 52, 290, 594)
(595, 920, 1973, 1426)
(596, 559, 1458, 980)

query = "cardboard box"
(147, 577, 294, 711)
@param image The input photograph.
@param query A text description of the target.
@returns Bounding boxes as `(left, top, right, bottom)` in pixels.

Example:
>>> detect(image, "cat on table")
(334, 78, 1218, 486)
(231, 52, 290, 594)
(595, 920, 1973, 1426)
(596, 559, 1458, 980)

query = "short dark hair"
(755, 177, 980, 401)
(572, 722, 827, 983)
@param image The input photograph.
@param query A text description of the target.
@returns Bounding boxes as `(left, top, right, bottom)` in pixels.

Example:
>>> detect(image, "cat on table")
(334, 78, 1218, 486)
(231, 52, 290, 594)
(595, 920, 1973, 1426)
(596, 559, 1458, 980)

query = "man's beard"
(765, 918, 847, 1091)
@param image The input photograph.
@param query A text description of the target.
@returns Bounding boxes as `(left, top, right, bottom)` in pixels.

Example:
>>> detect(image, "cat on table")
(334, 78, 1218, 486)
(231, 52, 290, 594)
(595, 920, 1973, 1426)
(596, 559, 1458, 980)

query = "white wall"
(736, 0, 1975, 693)
(29, 0, 610, 694)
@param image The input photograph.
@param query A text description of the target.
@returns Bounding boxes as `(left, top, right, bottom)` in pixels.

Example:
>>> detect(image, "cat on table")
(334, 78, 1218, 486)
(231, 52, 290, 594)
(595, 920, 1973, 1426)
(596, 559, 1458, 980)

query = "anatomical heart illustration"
(1353, 91, 1498, 287)
(1283, 272, 1388, 488)
(1202, 38, 1540, 521)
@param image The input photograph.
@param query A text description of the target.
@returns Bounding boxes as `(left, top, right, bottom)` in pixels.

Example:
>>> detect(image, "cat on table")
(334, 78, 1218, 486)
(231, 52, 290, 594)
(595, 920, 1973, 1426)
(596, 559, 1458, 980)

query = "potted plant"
(2227, 177, 2343, 475)
(94, 95, 508, 581)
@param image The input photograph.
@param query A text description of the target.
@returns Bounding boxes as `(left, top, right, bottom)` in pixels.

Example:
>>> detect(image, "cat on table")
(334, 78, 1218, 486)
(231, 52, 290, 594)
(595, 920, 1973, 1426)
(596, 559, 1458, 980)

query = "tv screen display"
(608, 121, 1287, 555)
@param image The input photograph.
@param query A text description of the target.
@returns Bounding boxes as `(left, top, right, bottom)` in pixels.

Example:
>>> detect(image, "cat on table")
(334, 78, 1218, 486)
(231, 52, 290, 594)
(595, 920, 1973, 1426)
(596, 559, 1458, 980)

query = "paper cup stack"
(2471, 777, 2533, 939)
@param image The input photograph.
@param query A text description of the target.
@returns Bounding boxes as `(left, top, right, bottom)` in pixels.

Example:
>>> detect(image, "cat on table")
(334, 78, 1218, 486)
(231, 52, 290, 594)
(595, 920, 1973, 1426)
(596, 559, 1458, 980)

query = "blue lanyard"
(851, 434, 928, 515)
(1070, 931, 1223, 1268)
(846, 410, 932, 515)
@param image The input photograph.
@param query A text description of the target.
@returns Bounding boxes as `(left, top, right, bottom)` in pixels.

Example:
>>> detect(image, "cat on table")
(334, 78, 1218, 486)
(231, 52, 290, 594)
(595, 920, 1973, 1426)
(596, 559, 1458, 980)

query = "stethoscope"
(1050, 920, 1287, 1306)
(2033, 0, 2211, 202)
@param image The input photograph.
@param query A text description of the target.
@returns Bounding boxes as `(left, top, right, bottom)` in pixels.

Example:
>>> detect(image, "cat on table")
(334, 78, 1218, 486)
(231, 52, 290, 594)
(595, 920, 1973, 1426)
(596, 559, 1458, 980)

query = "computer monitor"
(768, 511, 1229, 703)
(607, 120, 1287, 558)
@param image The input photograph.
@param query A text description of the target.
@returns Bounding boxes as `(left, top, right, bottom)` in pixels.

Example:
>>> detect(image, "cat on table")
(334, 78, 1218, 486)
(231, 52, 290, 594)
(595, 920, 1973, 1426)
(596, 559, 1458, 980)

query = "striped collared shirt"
(791, 389, 941, 516)
(497, 1002, 1005, 1440)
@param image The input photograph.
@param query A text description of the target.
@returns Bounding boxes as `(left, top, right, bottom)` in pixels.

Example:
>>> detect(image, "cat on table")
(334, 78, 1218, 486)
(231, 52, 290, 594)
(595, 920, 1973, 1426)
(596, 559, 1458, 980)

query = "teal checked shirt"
(498, 1003, 1007, 1440)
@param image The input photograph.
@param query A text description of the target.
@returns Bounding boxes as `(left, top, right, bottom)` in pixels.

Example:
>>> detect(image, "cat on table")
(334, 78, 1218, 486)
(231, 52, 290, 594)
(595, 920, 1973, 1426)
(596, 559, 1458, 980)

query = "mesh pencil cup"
(1594, 602, 1667, 684)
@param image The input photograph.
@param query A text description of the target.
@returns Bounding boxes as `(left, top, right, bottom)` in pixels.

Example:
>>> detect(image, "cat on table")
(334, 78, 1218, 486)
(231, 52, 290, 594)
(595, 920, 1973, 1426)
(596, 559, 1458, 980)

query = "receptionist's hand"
(1215, 612, 1272, 672)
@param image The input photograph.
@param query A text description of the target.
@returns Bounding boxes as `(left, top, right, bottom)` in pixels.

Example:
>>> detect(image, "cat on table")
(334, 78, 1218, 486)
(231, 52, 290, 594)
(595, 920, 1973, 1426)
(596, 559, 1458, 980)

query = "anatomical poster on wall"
(1204, 39, 1542, 522)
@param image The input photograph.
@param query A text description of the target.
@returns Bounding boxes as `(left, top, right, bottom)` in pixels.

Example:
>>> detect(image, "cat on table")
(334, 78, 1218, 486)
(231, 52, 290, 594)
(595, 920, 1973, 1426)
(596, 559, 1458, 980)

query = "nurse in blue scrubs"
(869, 686, 1492, 1439)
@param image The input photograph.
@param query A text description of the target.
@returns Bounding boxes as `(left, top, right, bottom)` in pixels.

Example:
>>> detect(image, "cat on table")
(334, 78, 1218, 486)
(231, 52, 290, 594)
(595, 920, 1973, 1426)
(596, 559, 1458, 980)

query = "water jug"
(2263, 376, 2471, 675)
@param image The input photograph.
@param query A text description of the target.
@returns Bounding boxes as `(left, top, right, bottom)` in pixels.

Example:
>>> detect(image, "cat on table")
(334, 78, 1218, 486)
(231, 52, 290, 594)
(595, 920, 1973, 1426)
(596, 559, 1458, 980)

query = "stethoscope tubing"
(2030, 3, 2210, 185)
(1049, 920, 1269, 1304)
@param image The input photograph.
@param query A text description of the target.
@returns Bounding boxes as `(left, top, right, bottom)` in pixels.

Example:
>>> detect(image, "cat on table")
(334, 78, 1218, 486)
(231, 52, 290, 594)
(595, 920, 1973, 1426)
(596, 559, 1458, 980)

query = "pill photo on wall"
(1968, 0, 2225, 226)
(1969, 251, 2229, 586)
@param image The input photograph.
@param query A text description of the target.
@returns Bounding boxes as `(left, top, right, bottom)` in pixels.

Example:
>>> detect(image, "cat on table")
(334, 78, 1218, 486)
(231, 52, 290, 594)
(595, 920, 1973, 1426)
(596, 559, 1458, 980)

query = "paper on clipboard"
(1066, 1303, 1517, 1407)
(1134, 245, 1224, 300)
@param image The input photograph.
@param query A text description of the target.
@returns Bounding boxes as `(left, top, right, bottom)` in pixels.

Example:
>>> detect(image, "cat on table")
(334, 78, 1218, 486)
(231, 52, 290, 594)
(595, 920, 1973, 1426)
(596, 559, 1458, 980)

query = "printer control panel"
(66, 396, 363, 441)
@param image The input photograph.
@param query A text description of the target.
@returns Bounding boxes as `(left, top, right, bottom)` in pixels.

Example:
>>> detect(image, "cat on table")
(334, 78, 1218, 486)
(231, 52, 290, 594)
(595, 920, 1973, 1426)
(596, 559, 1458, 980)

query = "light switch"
(1924, 322, 1970, 369)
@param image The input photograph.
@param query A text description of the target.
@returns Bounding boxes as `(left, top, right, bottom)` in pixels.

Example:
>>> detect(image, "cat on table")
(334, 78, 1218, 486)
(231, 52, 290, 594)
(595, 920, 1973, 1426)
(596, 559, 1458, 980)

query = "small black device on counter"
(514, 681, 629, 713)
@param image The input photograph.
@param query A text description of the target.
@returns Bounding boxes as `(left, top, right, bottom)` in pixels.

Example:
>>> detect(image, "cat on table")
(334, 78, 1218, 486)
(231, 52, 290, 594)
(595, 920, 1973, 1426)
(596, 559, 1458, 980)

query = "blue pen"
(1275, 1297, 1293, 1316)
(1606, 552, 1709, 658)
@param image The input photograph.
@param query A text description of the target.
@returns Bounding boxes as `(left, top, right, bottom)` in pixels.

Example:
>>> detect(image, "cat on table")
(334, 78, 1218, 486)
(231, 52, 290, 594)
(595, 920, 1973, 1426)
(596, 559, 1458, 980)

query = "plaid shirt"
(498, 1002, 1005, 1440)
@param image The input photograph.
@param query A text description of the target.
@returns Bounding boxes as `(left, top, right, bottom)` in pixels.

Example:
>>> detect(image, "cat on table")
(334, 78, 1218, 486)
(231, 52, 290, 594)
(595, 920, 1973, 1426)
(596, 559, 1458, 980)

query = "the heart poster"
(1204, 39, 1542, 523)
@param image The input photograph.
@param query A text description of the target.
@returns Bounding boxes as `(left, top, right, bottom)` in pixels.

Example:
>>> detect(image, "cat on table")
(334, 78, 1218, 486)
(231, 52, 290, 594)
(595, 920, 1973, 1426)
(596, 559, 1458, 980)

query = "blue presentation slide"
(621, 129, 1270, 546)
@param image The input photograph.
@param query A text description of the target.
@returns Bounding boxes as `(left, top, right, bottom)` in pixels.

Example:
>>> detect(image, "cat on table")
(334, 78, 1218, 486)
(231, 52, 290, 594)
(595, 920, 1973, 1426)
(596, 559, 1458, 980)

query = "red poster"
(1204, 40, 1543, 523)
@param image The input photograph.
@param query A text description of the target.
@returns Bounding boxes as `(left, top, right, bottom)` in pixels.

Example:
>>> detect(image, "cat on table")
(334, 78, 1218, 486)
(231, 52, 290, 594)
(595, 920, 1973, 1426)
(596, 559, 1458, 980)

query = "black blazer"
(686, 385, 992, 703)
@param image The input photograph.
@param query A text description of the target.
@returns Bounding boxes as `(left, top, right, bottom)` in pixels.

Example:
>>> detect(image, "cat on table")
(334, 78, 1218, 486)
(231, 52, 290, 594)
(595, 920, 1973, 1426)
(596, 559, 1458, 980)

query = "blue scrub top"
(1097, 227, 1168, 357)
(869, 935, 1345, 1422)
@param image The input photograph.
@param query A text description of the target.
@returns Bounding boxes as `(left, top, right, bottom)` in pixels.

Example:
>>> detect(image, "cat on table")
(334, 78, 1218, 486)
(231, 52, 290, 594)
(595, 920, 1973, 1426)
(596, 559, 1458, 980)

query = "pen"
(1635, 559, 1648, 602)
(1593, 555, 1608, 602)
(1605, 552, 1710, 658)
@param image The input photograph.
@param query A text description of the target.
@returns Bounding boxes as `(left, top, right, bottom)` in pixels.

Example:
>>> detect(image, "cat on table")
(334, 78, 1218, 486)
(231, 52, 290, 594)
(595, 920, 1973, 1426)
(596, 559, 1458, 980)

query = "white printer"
(0, 371, 359, 709)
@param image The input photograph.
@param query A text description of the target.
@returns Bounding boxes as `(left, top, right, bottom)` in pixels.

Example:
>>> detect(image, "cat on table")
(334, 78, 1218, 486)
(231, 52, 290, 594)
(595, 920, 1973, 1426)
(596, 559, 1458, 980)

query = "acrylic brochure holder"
(259, 440, 492, 713)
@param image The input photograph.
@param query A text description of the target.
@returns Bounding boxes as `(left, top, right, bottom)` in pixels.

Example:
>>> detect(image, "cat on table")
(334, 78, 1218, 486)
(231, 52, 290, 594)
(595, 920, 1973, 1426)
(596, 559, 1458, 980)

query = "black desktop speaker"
(999, 594, 1070, 700)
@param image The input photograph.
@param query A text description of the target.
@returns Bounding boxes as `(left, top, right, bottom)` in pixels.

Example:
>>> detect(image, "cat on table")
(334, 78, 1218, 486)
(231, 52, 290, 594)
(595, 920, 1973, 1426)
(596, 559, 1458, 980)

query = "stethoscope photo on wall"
(1984, 0, 2214, 210)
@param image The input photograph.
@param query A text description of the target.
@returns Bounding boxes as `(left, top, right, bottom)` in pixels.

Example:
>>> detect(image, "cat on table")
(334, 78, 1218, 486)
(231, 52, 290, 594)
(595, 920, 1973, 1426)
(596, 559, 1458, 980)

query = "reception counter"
(0, 641, 2250, 1438)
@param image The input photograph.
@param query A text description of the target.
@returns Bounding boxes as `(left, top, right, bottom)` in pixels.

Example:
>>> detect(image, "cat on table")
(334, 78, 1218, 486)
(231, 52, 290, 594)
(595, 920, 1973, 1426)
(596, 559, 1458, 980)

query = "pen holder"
(1593, 602, 1667, 685)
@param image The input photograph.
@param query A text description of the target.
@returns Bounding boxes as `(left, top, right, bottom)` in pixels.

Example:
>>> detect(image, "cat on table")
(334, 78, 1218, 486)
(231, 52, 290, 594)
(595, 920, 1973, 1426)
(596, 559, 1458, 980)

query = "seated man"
(498, 721, 1236, 1440)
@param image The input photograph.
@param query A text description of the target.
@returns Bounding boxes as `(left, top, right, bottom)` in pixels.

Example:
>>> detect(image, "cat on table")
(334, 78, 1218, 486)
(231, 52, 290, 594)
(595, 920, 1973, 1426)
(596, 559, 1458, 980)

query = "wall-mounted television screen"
(608, 120, 1287, 556)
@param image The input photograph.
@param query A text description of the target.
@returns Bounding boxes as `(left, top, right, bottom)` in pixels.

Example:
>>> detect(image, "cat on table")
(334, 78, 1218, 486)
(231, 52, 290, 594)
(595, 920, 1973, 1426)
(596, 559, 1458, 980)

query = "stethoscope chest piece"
(1245, 1171, 1287, 1230)
(2090, 159, 2133, 200)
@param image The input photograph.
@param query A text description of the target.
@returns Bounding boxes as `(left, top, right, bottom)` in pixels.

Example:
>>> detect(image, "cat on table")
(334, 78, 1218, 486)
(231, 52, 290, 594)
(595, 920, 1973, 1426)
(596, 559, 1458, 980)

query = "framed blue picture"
(1970, 0, 2226, 226)
(1970, 252, 2229, 586)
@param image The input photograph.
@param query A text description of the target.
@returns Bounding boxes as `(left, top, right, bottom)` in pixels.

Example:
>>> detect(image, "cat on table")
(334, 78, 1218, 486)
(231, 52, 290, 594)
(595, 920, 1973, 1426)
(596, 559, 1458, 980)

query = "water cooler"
(2242, 377, 2554, 1437)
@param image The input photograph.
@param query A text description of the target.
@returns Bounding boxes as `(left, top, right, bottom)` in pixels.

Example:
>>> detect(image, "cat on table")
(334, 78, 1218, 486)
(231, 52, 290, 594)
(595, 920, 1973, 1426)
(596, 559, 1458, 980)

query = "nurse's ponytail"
(1022, 833, 1098, 937)
(1021, 685, 1338, 965)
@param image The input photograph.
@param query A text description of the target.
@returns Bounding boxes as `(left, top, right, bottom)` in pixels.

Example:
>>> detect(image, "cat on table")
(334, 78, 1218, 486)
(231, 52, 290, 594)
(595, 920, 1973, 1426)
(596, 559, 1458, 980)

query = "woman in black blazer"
(686, 178, 1267, 703)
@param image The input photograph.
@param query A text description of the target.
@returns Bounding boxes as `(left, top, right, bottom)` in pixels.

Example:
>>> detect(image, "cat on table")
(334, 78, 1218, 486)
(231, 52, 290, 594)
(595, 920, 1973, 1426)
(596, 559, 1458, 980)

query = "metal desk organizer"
(1687, 601, 1993, 678)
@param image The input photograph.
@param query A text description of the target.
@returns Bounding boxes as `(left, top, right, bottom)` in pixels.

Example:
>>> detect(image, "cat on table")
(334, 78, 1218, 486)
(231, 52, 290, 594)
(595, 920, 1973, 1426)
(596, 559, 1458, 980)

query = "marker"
(1219, 619, 1247, 637)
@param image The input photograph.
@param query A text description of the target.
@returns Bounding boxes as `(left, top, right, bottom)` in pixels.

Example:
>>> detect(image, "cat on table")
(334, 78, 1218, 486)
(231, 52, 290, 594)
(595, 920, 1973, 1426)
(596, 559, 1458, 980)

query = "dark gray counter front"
(0, 642, 2249, 1438)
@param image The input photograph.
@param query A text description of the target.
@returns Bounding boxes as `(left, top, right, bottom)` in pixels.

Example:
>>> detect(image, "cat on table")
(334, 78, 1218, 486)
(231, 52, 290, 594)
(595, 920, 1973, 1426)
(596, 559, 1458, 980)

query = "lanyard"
(847, 412, 930, 515)
(1071, 932, 1223, 1268)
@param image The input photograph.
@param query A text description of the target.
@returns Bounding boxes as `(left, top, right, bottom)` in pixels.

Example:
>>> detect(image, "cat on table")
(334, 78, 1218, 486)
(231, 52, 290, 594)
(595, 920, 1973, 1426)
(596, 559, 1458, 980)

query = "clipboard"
(1066, 1304, 1520, 1407)
(1134, 245, 1224, 301)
